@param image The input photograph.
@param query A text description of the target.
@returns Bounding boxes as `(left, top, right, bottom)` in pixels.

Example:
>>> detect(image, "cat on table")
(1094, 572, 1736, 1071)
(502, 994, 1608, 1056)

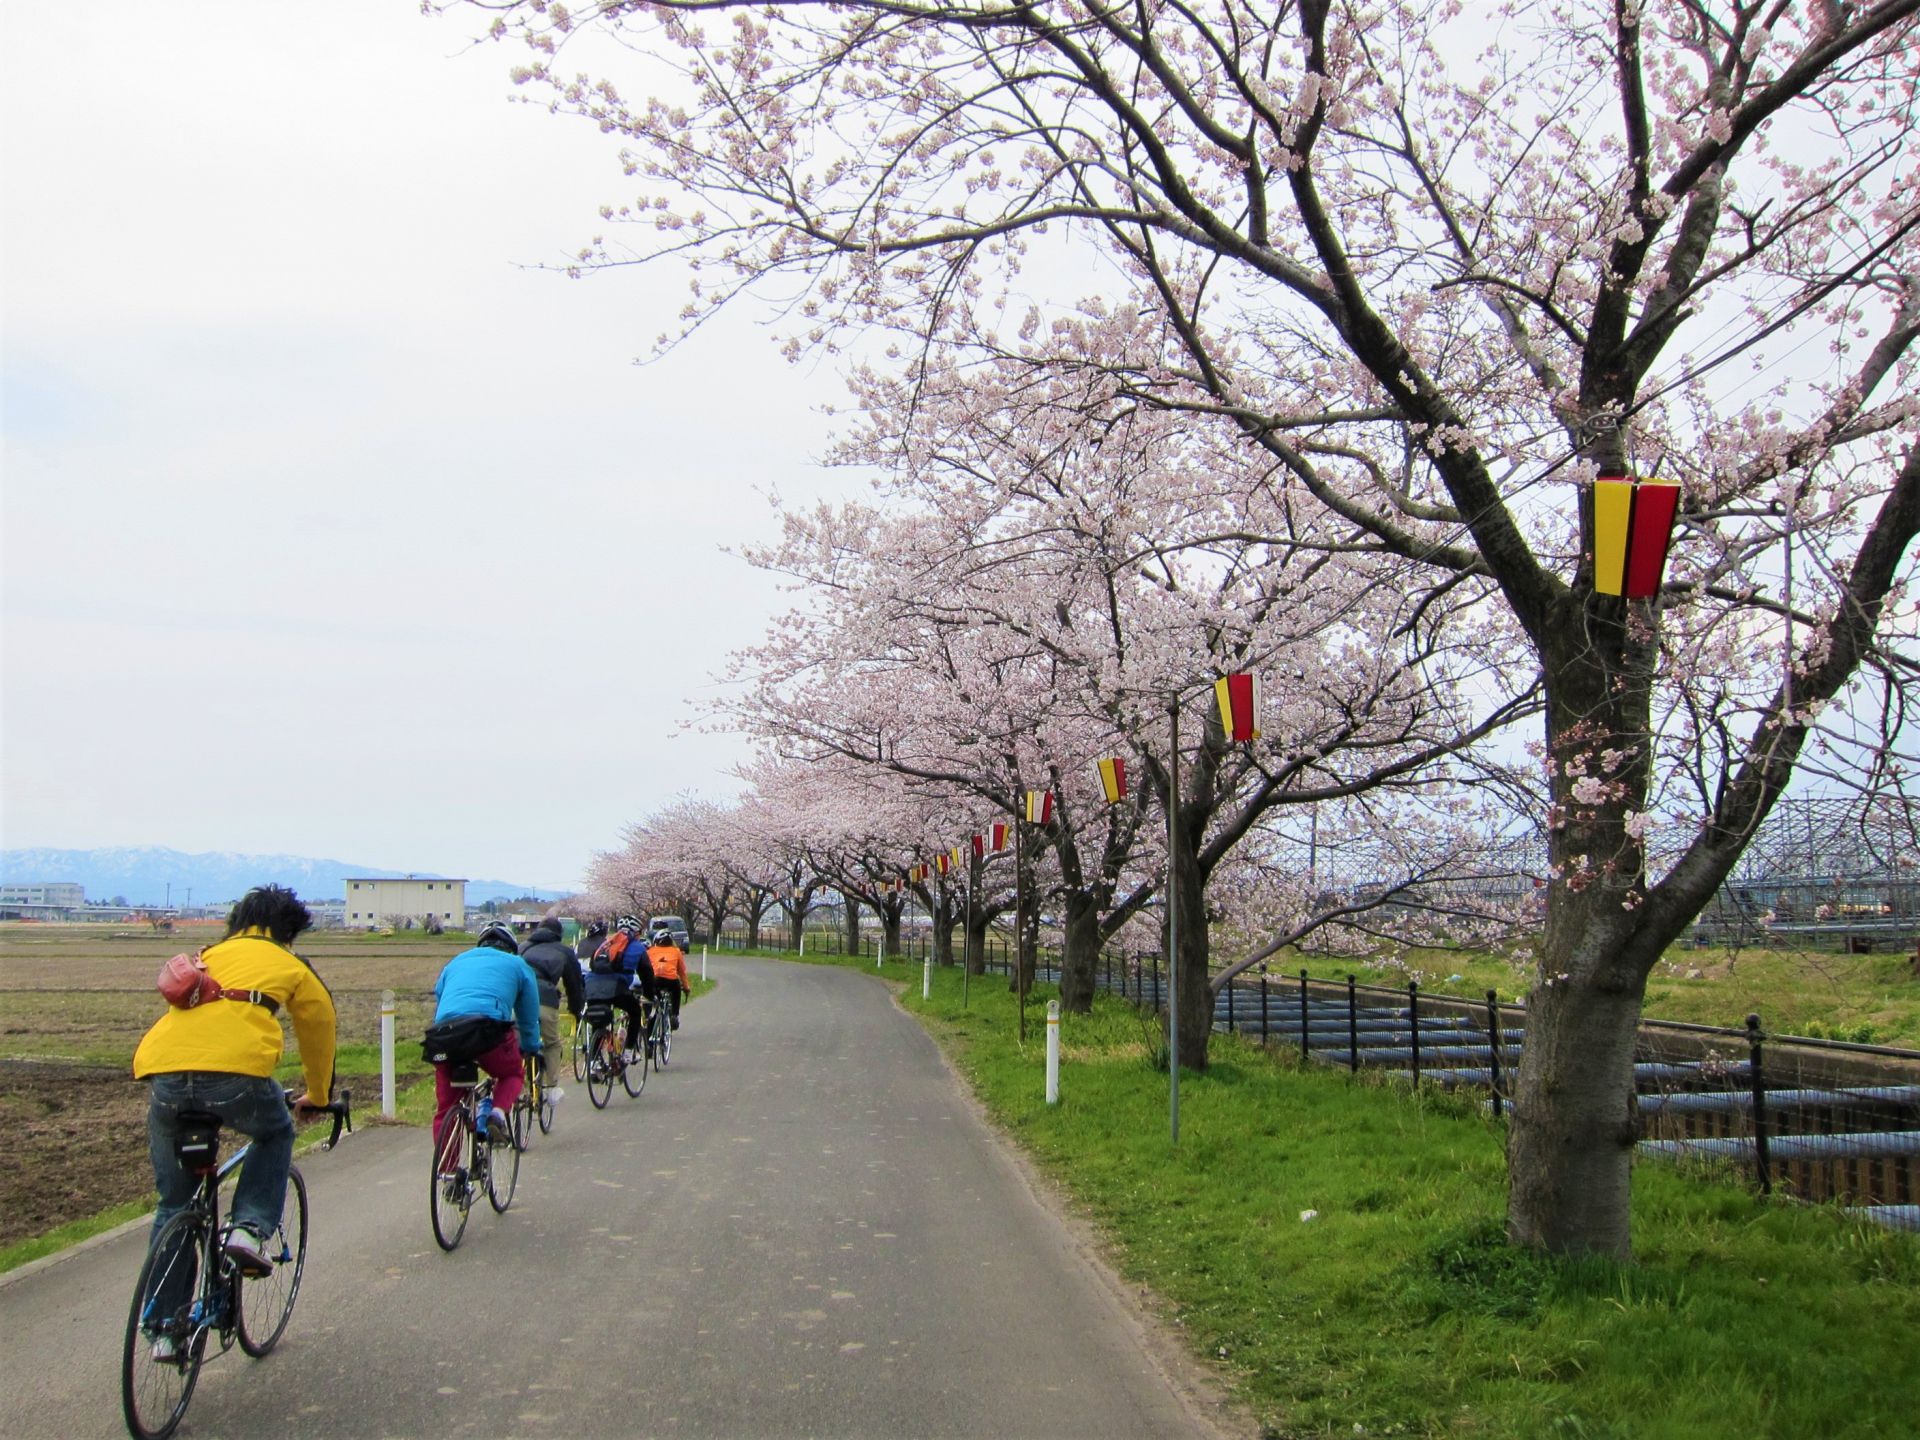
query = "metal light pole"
(1167, 700, 1181, 1145)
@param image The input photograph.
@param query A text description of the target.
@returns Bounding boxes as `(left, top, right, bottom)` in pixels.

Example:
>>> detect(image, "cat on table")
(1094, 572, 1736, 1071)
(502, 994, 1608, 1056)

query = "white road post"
(701, 944, 708, 981)
(380, 989, 396, 1119)
(923, 953, 932, 999)
(1046, 1000, 1061, 1104)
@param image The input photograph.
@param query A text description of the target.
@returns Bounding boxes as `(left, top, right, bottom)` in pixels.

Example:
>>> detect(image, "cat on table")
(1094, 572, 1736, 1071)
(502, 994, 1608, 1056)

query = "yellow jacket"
(133, 929, 337, 1101)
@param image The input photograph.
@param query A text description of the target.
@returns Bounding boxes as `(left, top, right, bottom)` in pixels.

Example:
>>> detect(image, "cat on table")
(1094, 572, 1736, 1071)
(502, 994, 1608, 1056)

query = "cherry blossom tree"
(453, 0, 1920, 1258)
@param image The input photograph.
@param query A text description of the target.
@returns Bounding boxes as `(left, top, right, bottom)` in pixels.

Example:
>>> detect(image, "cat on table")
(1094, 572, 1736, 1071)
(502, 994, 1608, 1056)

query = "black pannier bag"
(421, 1015, 511, 1065)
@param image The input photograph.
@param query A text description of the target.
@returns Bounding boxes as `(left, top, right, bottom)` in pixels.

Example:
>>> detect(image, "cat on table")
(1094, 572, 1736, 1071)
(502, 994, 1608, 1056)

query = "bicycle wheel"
(237, 1166, 308, 1356)
(537, 1084, 555, 1135)
(429, 1108, 472, 1251)
(513, 1076, 535, 1154)
(622, 1028, 648, 1097)
(586, 1028, 614, 1109)
(486, 1114, 520, 1212)
(122, 1212, 208, 1440)
(570, 1022, 586, 1082)
(657, 1012, 672, 1069)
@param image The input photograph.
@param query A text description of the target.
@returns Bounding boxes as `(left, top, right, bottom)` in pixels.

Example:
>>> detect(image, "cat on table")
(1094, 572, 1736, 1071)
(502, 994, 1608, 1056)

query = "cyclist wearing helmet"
(429, 922, 540, 1147)
(582, 915, 655, 1061)
(646, 924, 690, 1033)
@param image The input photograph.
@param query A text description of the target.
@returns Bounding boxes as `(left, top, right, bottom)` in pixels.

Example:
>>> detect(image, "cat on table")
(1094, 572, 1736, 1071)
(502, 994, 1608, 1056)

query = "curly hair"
(225, 885, 314, 946)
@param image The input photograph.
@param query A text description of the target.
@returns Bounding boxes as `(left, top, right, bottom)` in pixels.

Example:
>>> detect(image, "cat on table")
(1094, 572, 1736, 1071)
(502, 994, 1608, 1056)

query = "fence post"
(1485, 989, 1503, 1118)
(1347, 974, 1359, 1074)
(1747, 1013, 1772, 1195)
(1046, 1000, 1061, 1104)
(1298, 968, 1310, 1060)
(1409, 980, 1421, 1088)
(380, 989, 396, 1119)
(1225, 975, 1236, 1034)
(1260, 970, 1269, 1047)
(1153, 955, 1162, 1015)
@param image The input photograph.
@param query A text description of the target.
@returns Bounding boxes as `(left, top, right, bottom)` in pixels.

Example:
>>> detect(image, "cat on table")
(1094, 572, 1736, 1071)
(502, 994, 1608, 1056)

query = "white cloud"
(2, 0, 843, 887)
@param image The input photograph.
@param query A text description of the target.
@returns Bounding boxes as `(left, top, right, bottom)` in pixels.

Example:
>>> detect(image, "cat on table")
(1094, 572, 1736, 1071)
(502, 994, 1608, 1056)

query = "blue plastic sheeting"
(1639, 1085, 1920, 1116)
(1640, 1130, 1920, 1162)
(1634, 1061, 1753, 1083)
(1852, 1206, 1920, 1233)
(1332, 1044, 1508, 1066)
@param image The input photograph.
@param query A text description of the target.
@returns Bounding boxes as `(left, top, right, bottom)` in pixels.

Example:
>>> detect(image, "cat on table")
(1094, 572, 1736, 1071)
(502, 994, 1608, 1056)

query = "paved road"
(1, 957, 1241, 1438)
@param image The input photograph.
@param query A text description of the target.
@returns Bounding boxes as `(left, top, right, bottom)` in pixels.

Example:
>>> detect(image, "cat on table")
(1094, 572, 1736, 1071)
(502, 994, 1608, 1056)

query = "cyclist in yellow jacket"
(134, 885, 336, 1284)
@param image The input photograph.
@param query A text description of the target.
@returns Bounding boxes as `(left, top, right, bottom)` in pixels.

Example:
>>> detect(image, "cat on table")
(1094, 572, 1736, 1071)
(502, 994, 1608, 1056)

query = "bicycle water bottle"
(476, 1096, 493, 1135)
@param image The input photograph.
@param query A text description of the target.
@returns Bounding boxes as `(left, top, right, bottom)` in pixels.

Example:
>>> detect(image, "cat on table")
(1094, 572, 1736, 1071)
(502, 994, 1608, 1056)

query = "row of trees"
(456, 0, 1920, 1258)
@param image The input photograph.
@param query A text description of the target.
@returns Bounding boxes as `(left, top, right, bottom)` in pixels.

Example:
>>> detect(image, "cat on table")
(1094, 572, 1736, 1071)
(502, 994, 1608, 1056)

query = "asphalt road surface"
(1, 956, 1246, 1439)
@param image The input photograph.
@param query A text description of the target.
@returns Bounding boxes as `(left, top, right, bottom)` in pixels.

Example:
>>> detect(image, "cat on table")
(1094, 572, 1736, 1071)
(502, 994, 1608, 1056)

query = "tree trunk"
(842, 892, 861, 956)
(1058, 891, 1100, 1013)
(965, 912, 989, 974)
(789, 907, 804, 953)
(1506, 960, 1647, 1257)
(1506, 587, 1659, 1257)
(882, 905, 902, 958)
(1171, 800, 1213, 1069)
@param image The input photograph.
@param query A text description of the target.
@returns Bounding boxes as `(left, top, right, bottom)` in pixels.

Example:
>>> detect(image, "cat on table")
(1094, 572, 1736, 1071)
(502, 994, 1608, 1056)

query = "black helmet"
(476, 922, 519, 955)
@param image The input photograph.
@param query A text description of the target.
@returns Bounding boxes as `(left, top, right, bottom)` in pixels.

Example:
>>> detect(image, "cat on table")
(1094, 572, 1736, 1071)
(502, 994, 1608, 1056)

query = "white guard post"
(701, 944, 708, 981)
(923, 953, 932, 998)
(1046, 999, 1061, 1104)
(380, 989, 396, 1118)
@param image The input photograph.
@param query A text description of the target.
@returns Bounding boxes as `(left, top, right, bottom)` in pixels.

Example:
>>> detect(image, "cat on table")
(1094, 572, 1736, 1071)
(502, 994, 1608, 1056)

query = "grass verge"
(801, 952, 1920, 1440)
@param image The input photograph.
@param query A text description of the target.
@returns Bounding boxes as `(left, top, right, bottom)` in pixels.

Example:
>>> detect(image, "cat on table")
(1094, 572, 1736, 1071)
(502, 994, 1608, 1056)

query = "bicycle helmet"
(618, 914, 642, 932)
(476, 922, 519, 955)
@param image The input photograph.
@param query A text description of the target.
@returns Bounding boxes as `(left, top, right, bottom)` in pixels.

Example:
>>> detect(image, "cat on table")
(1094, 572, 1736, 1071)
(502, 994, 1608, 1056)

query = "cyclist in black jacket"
(520, 919, 584, 1102)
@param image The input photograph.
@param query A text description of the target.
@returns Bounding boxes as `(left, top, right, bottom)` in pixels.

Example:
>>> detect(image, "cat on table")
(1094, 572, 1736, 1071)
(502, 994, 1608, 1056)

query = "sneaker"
(485, 1110, 511, 1144)
(225, 1227, 273, 1278)
(548, 1087, 565, 1103)
(150, 1335, 178, 1363)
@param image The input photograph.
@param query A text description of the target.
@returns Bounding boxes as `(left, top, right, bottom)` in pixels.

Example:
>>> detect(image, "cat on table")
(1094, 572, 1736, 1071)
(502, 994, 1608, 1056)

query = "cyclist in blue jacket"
(582, 915, 656, 1062)
(430, 923, 540, 1148)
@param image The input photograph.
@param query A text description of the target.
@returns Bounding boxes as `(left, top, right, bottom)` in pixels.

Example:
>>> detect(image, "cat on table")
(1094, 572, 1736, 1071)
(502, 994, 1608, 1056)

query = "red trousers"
(432, 1028, 523, 1155)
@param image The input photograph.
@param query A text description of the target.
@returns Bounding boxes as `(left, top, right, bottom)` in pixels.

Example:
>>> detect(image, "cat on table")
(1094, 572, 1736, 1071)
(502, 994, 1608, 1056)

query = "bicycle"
(568, 1009, 588, 1083)
(645, 991, 675, 1071)
(122, 1090, 353, 1440)
(511, 1051, 554, 1151)
(579, 1000, 646, 1108)
(429, 1065, 521, 1251)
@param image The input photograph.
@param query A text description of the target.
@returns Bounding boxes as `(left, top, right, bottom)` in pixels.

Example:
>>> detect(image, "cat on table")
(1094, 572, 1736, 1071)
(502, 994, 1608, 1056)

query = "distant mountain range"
(0, 846, 565, 908)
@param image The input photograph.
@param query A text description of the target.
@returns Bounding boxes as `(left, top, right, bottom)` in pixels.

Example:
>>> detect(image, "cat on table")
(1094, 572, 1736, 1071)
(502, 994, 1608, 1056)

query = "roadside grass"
(788, 952, 1920, 1439)
(0, 1199, 153, 1276)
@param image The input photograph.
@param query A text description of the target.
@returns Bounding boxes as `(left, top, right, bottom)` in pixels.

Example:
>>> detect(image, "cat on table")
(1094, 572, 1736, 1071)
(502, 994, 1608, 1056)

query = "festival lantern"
(972, 833, 985, 859)
(1590, 476, 1681, 598)
(1096, 756, 1128, 804)
(1214, 672, 1261, 742)
(936, 852, 950, 876)
(990, 822, 1010, 852)
(1024, 790, 1055, 825)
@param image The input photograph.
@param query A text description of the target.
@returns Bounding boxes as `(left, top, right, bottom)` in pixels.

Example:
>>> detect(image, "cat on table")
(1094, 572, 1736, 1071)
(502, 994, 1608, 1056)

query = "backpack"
(156, 951, 280, 1013)
(589, 930, 630, 974)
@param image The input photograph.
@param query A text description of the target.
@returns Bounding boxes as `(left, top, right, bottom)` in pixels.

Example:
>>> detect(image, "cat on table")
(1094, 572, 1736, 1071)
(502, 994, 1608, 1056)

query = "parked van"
(649, 915, 692, 949)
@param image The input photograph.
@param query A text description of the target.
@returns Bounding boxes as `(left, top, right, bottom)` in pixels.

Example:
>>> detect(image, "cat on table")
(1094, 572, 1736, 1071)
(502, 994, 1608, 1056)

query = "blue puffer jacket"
(432, 946, 541, 1055)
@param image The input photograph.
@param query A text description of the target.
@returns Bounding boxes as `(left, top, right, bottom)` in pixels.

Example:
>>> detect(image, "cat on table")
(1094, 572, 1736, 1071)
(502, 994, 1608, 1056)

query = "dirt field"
(0, 924, 458, 1249)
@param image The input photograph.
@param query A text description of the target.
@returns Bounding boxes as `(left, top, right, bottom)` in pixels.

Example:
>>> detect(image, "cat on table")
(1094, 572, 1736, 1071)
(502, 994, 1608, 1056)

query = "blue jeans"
(147, 1072, 294, 1243)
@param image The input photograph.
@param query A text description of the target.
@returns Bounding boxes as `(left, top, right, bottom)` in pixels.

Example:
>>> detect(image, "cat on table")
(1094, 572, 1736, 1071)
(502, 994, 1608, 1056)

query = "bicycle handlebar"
(283, 1087, 354, 1150)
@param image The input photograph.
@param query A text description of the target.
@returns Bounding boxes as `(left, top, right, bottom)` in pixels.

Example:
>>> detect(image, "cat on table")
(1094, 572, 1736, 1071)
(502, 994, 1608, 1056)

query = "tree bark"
(1059, 890, 1101, 1013)
(842, 891, 861, 956)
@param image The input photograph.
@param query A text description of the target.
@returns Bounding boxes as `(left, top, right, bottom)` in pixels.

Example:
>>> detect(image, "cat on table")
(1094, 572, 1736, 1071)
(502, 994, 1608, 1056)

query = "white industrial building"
(342, 877, 466, 930)
(0, 882, 86, 907)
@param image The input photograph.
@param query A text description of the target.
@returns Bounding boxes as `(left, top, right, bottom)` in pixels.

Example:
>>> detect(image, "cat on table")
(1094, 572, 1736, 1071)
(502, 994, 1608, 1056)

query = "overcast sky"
(2, 1, 845, 890)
